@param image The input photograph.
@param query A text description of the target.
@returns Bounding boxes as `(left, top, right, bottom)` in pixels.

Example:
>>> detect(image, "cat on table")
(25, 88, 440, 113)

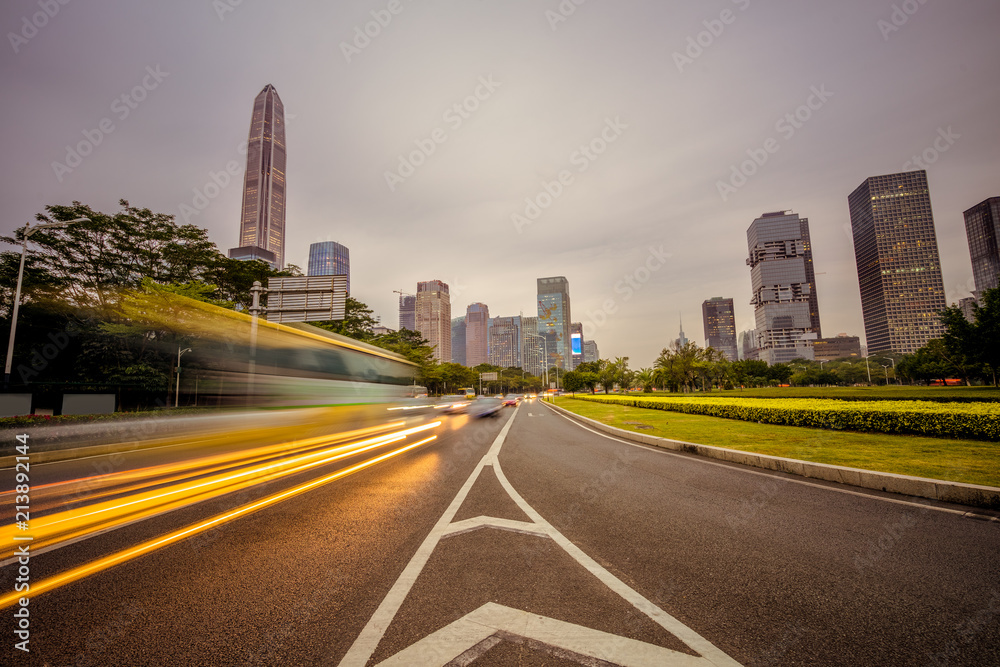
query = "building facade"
(521, 316, 545, 377)
(813, 335, 862, 361)
(415, 280, 451, 362)
(583, 340, 599, 364)
(488, 316, 521, 369)
(570, 322, 584, 369)
(702, 297, 738, 361)
(306, 242, 350, 294)
(229, 84, 286, 269)
(451, 317, 467, 366)
(399, 295, 416, 331)
(465, 303, 490, 368)
(738, 329, 756, 361)
(747, 211, 820, 364)
(849, 171, 947, 354)
(537, 277, 572, 371)
(964, 196, 1000, 295)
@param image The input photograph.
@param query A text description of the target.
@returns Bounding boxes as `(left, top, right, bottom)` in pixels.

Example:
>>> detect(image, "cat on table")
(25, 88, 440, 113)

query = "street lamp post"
(881, 364, 891, 386)
(864, 355, 873, 384)
(4, 218, 89, 389)
(175, 347, 192, 408)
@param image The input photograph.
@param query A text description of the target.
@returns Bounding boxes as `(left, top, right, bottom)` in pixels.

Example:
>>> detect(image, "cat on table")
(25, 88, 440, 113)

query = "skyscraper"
(451, 317, 467, 366)
(702, 297, 738, 361)
(747, 211, 820, 364)
(675, 315, 688, 348)
(583, 340, 599, 364)
(521, 316, 545, 377)
(537, 277, 572, 371)
(229, 84, 286, 269)
(307, 242, 350, 293)
(570, 322, 584, 369)
(964, 196, 1000, 295)
(399, 295, 416, 331)
(415, 281, 451, 363)
(488, 316, 521, 368)
(848, 171, 946, 354)
(465, 303, 490, 367)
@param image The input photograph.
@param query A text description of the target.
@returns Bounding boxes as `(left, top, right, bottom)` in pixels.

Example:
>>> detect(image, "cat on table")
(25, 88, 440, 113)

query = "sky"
(2, 0, 998, 366)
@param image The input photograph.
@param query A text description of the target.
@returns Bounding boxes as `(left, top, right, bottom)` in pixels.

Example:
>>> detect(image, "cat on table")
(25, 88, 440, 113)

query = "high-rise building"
(570, 322, 584, 369)
(849, 171, 946, 354)
(521, 316, 545, 377)
(307, 242, 350, 293)
(813, 334, 862, 361)
(465, 303, 490, 367)
(583, 340, 599, 364)
(229, 84, 287, 269)
(676, 316, 688, 348)
(488, 316, 521, 369)
(537, 277, 572, 370)
(451, 317, 467, 366)
(964, 196, 1000, 295)
(958, 297, 978, 323)
(702, 297, 738, 361)
(737, 329, 756, 361)
(747, 211, 820, 364)
(399, 295, 416, 331)
(415, 280, 451, 362)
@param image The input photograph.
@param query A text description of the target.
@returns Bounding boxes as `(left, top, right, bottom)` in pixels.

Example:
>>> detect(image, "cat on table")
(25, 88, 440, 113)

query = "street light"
(863, 354, 873, 384)
(881, 364, 891, 386)
(175, 347, 192, 408)
(4, 217, 89, 389)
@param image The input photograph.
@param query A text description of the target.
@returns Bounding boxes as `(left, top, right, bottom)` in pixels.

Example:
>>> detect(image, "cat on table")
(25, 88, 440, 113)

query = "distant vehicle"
(469, 397, 503, 418)
(456, 387, 476, 398)
(437, 395, 471, 414)
(929, 379, 964, 386)
(502, 394, 521, 407)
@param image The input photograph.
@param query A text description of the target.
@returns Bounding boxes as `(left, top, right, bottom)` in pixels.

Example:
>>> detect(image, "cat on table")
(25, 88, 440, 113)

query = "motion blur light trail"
(0, 433, 439, 610)
(0, 421, 441, 562)
(1, 420, 409, 515)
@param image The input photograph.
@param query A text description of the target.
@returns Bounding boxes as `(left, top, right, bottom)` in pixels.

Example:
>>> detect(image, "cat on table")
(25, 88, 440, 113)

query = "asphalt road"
(2, 400, 999, 666)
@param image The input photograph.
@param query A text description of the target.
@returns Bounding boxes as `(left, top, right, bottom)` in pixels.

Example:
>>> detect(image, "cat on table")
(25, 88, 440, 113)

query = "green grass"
(645, 385, 1000, 402)
(554, 397, 1000, 488)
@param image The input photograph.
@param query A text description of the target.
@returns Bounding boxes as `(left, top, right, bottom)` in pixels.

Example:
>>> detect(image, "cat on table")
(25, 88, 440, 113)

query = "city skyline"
(3, 1, 998, 365)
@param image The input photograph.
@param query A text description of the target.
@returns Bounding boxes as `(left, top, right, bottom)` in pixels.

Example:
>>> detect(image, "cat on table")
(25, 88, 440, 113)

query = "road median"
(545, 400, 1000, 511)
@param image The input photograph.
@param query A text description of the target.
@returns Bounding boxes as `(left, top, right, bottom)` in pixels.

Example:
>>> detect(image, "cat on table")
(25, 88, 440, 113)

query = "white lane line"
(340, 403, 743, 667)
(542, 403, 977, 518)
(378, 603, 712, 667)
(337, 407, 519, 667)
(442, 516, 547, 538)
(490, 460, 741, 667)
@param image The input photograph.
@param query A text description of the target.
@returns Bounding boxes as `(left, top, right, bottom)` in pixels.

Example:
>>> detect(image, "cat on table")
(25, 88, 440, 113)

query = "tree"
(561, 370, 586, 395)
(636, 368, 655, 393)
(311, 297, 378, 341)
(939, 289, 1000, 386)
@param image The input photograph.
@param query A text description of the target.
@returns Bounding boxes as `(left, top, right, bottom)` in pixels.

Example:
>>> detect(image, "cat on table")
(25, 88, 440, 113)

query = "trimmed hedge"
(573, 395, 1000, 441)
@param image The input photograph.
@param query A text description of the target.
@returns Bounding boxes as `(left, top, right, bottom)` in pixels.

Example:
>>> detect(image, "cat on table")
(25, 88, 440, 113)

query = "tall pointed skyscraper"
(229, 84, 287, 269)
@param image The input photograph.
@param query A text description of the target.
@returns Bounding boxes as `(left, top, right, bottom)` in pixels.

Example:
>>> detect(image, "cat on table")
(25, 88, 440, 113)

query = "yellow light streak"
(0, 421, 440, 559)
(0, 435, 438, 610)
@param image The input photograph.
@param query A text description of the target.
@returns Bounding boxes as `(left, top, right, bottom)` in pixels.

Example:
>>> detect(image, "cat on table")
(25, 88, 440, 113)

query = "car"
(502, 394, 521, 407)
(469, 397, 503, 418)
(437, 395, 471, 414)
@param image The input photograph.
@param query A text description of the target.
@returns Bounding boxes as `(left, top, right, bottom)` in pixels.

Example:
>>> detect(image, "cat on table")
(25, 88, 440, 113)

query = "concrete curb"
(545, 401, 1000, 511)
(0, 439, 161, 468)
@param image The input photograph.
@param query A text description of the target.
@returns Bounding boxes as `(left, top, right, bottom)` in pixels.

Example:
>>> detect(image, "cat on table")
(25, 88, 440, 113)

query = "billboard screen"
(571, 333, 582, 355)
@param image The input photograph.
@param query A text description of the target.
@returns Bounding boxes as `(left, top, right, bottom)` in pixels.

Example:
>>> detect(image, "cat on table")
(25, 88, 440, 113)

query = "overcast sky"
(2, 0, 998, 365)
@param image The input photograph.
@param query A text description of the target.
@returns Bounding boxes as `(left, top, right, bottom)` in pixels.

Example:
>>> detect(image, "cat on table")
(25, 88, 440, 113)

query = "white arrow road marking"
(377, 603, 712, 667)
(339, 404, 743, 667)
